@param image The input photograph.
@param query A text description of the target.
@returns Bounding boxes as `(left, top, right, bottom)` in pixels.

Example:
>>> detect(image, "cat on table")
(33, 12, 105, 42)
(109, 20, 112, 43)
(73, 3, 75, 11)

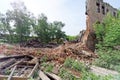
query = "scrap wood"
(38, 70, 50, 80)
(1, 39, 97, 65)
(0, 58, 16, 70)
(7, 65, 17, 80)
(16, 66, 27, 76)
(5, 59, 24, 71)
(28, 62, 39, 77)
(45, 72, 62, 80)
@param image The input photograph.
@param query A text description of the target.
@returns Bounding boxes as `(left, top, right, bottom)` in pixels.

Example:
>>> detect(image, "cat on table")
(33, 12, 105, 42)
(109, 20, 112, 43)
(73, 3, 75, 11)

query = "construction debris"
(0, 55, 37, 80)
(20, 38, 58, 48)
(45, 72, 62, 80)
(39, 70, 50, 80)
(0, 55, 63, 80)
(0, 17, 98, 79)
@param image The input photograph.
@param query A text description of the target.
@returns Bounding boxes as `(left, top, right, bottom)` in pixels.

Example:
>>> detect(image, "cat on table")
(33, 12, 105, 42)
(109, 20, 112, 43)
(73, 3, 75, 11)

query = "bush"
(94, 48, 120, 72)
(59, 68, 80, 80)
(41, 62, 54, 72)
(94, 12, 120, 47)
(64, 58, 87, 72)
(60, 58, 118, 80)
(66, 35, 77, 41)
(94, 11, 120, 73)
(81, 72, 113, 80)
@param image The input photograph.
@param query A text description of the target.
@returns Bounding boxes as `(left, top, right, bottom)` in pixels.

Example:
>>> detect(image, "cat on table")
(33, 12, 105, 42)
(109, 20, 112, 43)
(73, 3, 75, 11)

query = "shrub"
(64, 58, 87, 72)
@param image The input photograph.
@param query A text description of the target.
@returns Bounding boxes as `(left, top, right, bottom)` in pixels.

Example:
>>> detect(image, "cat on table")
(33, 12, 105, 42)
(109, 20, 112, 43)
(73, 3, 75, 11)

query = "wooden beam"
(38, 70, 50, 80)
(0, 58, 16, 70)
(16, 66, 27, 76)
(28, 62, 39, 77)
(46, 72, 62, 80)
(7, 65, 17, 80)
(5, 59, 24, 70)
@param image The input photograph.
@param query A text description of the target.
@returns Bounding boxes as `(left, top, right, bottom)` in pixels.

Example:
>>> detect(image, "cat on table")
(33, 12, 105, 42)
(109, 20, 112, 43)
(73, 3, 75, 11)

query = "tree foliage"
(0, 1, 66, 44)
(9, 2, 34, 43)
(34, 14, 66, 43)
(94, 11, 120, 47)
(0, 1, 35, 43)
(94, 11, 120, 73)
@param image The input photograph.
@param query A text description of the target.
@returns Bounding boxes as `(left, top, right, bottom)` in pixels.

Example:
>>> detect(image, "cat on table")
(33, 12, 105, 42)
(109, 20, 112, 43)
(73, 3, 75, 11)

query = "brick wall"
(86, 0, 118, 31)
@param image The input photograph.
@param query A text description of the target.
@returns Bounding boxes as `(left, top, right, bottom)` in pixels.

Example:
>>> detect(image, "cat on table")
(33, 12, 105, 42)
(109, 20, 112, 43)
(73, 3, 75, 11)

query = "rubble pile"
(0, 41, 97, 65)
(20, 38, 44, 48)
(20, 38, 58, 48)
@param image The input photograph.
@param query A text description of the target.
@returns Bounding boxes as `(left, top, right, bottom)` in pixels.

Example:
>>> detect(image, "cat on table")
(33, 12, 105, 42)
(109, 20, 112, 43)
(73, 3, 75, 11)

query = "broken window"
(113, 12, 116, 17)
(85, 5, 88, 15)
(106, 9, 109, 13)
(102, 6, 105, 15)
(96, 2, 100, 13)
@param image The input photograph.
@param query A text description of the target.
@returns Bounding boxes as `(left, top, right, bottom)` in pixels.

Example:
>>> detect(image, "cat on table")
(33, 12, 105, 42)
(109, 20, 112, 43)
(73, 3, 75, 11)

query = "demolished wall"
(86, 0, 118, 31)
(81, 0, 118, 52)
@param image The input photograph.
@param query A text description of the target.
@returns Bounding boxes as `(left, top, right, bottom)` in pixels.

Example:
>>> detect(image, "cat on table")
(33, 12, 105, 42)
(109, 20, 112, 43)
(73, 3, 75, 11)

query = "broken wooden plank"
(38, 70, 50, 80)
(28, 62, 39, 77)
(17, 65, 33, 68)
(7, 65, 17, 80)
(0, 75, 28, 80)
(0, 58, 16, 70)
(0, 55, 33, 62)
(46, 72, 62, 80)
(16, 66, 27, 76)
(5, 59, 24, 70)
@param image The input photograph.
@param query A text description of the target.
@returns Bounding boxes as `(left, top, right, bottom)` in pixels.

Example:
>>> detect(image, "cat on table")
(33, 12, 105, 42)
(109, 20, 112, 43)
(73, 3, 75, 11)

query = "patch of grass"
(41, 63, 54, 72)
(63, 58, 117, 80)
(64, 58, 87, 72)
(40, 55, 48, 62)
(59, 68, 80, 80)
(32, 70, 39, 79)
(113, 74, 120, 80)
(81, 72, 114, 80)
(94, 48, 120, 72)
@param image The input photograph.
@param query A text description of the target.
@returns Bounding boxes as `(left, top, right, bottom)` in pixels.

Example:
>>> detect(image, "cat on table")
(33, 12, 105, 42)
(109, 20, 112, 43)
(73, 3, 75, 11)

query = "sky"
(0, 0, 120, 36)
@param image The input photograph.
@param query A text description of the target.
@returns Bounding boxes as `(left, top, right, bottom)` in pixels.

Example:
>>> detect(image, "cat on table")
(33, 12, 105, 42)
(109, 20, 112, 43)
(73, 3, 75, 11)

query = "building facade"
(86, 0, 118, 31)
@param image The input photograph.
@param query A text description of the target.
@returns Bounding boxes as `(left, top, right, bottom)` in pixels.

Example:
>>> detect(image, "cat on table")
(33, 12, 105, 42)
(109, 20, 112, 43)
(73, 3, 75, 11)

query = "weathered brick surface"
(86, 0, 118, 31)
(82, 0, 118, 52)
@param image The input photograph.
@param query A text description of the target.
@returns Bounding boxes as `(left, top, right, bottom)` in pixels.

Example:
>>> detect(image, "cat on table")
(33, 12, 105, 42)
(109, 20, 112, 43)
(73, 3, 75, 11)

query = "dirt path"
(90, 65, 119, 76)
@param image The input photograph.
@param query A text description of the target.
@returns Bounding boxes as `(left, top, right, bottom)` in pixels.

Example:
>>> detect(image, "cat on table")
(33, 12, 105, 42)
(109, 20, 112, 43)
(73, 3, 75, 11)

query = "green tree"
(0, 12, 14, 43)
(49, 21, 66, 43)
(34, 13, 49, 43)
(34, 14, 66, 43)
(7, 1, 34, 43)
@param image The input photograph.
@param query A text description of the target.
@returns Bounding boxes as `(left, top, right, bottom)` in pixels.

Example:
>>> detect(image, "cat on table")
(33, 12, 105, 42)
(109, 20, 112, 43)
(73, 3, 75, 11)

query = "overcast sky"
(0, 0, 120, 36)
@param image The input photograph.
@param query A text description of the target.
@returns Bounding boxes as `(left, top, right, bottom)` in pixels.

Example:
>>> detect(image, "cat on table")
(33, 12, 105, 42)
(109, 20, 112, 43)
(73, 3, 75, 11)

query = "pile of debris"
(0, 55, 62, 80)
(0, 15, 98, 79)
(20, 38, 58, 48)
(0, 41, 97, 65)
(20, 39, 44, 48)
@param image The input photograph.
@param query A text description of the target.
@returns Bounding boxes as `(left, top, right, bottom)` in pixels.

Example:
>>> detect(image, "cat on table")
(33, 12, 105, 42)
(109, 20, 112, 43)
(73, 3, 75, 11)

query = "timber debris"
(0, 55, 62, 80)
(0, 16, 98, 79)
